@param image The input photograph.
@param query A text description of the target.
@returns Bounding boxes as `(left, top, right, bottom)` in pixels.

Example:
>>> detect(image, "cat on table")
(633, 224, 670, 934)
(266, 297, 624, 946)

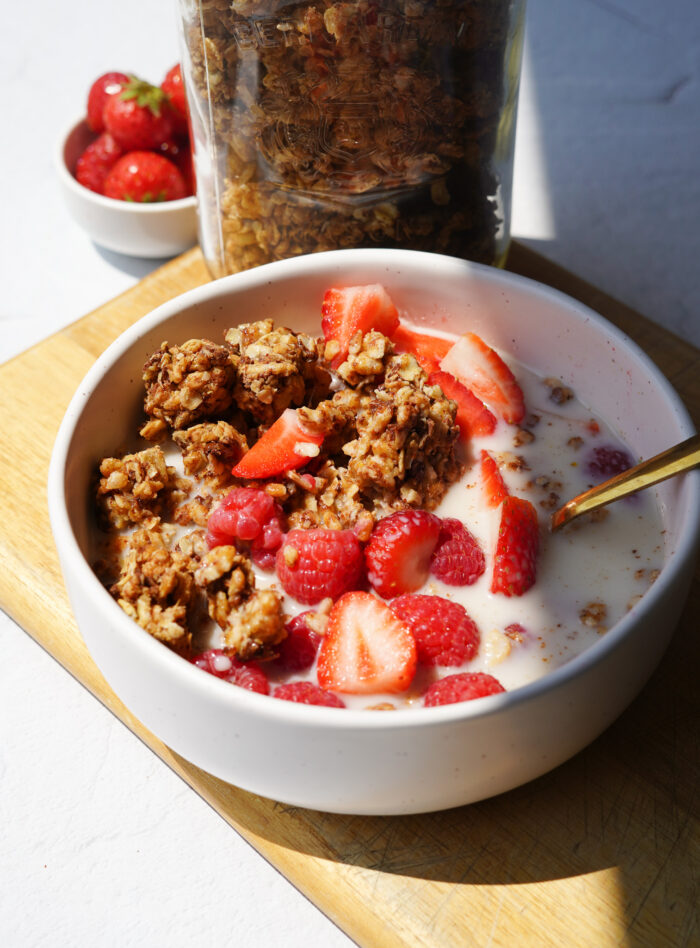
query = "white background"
(1, 1, 698, 945)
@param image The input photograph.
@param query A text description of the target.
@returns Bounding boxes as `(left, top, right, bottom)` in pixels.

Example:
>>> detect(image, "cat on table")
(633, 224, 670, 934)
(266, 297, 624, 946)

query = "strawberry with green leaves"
(103, 76, 175, 151)
(161, 64, 189, 137)
(103, 151, 187, 202)
(86, 72, 130, 133)
(75, 133, 123, 194)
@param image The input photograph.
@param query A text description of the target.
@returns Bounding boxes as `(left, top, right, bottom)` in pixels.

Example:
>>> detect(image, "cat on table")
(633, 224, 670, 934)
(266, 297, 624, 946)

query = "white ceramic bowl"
(56, 118, 198, 258)
(48, 248, 700, 815)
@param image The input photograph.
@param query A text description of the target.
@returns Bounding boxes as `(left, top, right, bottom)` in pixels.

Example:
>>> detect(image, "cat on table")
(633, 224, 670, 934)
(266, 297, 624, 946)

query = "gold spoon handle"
(550, 432, 700, 531)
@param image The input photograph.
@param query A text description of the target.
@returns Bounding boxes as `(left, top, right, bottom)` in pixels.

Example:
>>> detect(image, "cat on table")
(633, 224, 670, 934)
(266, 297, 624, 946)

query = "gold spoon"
(550, 432, 700, 531)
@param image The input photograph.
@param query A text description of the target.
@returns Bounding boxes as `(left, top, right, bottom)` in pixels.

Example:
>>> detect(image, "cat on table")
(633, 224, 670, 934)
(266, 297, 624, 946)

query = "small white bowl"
(48, 248, 700, 814)
(56, 118, 198, 259)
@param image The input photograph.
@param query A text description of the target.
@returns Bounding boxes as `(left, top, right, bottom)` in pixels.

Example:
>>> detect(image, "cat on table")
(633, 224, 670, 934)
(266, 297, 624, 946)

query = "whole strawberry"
(103, 76, 174, 151)
(103, 151, 187, 203)
(86, 71, 130, 133)
(161, 64, 189, 137)
(75, 133, 123, 194)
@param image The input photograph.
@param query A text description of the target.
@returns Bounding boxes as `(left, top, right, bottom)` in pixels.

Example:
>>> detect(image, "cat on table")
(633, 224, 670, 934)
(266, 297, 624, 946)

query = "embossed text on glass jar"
(179, 0, 526, 277)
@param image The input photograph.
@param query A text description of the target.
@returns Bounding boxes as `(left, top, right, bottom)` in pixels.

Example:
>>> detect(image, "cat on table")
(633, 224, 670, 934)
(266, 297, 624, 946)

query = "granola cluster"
(94, 317, 462, 660)
(179, 0, 525, 276)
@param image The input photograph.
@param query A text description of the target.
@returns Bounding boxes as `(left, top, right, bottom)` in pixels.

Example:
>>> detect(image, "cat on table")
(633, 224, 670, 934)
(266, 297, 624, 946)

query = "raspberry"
(430, 518, 485, 586)
(272, 681, 345, 708)
(206, 487, 285, 569)
(390, 594, 480, 666)
(585, 444, 634, 481)
(276, 528, 364, 605)
(190, 649, 269, 695)
(423, 672, 505, 707)
(270, 612, 322, 672)
(365, 510, 441, 599)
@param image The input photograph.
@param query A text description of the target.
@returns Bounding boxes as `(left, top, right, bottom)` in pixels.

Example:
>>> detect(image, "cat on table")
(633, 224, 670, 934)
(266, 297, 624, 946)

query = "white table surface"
(2, 1, 698, 945)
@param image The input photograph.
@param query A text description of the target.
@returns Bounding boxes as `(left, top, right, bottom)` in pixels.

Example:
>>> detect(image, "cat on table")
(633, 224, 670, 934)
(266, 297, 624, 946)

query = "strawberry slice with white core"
(480, 449, 509, 508)
(231, 409, 324, 480)
(428, 370, 497, 440)
(317, 592, 418, 694)
(440, 332, 525, 424)
(321, 284, 399, 368)
(491, 495, 539, 596)
(390, 323, 453, 375)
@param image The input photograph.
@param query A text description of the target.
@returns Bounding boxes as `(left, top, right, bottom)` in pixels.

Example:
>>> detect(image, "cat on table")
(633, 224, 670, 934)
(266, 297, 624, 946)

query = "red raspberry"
(206, 488, 285, 570)
(270, 612, 322, 672)
(365, 510, 441, 599)
(430, 518, 485, 586)
(390, 594, 480, 666)
(585, 444, 634, 481)
(276, 529, 364, 605)
(272, 681, 345, 708)
(423, 672, 505, 707)
(190, 649, 269, 695)
(75, 133, 123, 194)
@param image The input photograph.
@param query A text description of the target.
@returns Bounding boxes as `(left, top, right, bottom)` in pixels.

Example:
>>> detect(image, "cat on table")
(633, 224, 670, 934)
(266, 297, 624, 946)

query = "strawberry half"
(365, 510, 442, 599)
(440, 332, 525, 424)
(231, 408, 324, 480)
(491, 496, 539, 597)
(390, 323, 452, 375)
(480, 449, 509, 508)
(428, 370, 497, 440)
(321, 284, 399, 368)
(317, 592, 417, 694)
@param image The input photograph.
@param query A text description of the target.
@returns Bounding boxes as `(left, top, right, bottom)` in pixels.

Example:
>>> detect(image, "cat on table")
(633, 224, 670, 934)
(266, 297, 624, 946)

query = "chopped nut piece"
(579, 600, 607, 629)
(513, 428, 535, 447)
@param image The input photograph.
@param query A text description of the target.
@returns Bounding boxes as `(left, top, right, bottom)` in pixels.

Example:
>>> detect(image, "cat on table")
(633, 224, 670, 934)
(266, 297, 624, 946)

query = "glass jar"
(178, 0, 526, 278)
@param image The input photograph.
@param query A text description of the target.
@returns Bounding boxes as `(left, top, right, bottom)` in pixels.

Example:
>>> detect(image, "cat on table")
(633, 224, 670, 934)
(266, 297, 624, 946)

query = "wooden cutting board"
(1, 244, 698, 948)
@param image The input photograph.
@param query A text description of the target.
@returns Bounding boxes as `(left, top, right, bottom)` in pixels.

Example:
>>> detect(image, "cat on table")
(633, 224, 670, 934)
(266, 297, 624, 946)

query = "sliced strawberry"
(321, 284, 399, 368)
(231, 409, 324, 480)
(491, 496, 539, 597)
(480, 449, 509, 508)
(428, 370, 497, 440)
(317, 592, 417, 694)
(364, 510, 442, 599)
(440, 332, 525, 424)
(389, 323, 452, 375)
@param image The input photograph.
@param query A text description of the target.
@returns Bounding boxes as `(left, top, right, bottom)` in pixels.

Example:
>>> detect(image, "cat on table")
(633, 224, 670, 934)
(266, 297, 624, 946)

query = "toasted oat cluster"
(180, 0, 524, 276)
(94, 314, 462, 661)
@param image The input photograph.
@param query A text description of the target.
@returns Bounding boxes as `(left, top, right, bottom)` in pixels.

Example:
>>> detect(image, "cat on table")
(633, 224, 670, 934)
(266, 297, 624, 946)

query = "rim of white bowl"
(48, 248, 700, 731)
(55, 117, 197, 213)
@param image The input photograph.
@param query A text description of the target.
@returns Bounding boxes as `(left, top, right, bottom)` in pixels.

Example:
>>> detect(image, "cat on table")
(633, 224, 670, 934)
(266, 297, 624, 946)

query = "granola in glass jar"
(178, 0, 526, 276)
